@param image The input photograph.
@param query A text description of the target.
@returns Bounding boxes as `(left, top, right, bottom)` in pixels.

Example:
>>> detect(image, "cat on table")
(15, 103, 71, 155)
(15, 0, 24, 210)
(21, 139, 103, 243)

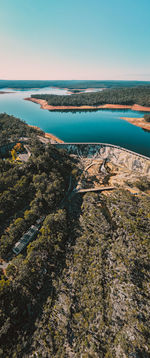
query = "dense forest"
(0, 114, 75, 258)
(29, 190, 150, 358)
(0, 114, 150, 357)
(0, 113, 44, 147)
(32, 86, 150, 107)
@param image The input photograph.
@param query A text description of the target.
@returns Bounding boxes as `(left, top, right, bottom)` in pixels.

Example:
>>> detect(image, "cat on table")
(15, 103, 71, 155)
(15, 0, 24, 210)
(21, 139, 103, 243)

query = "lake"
(0, 87, 150, 157)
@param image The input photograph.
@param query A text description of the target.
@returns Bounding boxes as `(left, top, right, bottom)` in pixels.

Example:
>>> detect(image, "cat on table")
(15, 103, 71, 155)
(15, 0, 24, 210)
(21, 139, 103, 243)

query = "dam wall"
(55, 143, 150, 176)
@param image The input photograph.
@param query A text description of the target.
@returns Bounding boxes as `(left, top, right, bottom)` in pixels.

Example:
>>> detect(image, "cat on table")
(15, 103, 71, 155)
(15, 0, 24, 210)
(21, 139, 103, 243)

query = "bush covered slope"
(28, 190, 150, 358)
(0, 113, 42, 146)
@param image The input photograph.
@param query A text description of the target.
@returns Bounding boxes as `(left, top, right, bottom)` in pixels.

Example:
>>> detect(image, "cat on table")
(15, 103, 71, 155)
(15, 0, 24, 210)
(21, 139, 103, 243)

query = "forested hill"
(32, 86, 150, 107)
(0, 114, 150, 357)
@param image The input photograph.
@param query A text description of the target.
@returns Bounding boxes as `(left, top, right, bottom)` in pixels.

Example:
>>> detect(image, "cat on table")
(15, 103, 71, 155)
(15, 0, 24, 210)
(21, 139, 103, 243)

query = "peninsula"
(26, 96, 150, 113)
(25, 86, 150, 131)
(120, 114, 150, 132)
(27, 86, 150, 108)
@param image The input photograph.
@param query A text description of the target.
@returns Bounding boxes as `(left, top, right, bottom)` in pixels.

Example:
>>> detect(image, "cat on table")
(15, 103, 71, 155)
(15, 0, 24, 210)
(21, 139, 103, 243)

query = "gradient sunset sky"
(0, 0, 150, 80)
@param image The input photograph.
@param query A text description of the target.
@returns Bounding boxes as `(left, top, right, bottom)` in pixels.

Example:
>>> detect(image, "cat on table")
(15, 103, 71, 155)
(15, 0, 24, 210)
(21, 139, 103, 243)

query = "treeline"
(1, 79, 150, 90)
(32, 86, 150, 107)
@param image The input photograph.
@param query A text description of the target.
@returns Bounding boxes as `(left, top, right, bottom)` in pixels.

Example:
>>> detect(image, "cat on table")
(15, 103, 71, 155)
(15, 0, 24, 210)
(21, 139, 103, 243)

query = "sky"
(0, 0, 150, 81)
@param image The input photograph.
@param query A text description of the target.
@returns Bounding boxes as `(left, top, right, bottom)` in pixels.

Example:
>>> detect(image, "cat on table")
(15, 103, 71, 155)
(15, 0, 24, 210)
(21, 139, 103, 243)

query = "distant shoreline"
(0, 91, 14, 94)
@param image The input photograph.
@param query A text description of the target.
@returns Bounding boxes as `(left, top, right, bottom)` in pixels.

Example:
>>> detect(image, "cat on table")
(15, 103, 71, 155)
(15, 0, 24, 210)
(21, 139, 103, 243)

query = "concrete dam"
(55, 143, 150, 177)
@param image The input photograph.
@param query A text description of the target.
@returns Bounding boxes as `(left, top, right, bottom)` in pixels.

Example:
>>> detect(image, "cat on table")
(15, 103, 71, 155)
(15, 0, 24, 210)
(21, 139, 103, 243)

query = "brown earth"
(44, 132, 64, 143)
(28, 124, 64, 143)
(120, 116, 150, 132)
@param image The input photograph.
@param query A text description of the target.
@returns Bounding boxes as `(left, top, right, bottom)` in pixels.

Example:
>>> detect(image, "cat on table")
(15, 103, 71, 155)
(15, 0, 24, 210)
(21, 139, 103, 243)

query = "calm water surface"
(0, 87, 150, 157)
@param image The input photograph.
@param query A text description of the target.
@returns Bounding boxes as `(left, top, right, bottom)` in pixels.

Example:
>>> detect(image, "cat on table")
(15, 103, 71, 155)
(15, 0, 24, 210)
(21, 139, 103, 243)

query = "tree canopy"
(32, 86, 150, 107)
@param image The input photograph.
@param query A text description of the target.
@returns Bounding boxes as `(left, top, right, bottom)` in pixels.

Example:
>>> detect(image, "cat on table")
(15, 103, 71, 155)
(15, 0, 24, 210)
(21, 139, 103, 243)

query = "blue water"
(0, 87, 150, 157)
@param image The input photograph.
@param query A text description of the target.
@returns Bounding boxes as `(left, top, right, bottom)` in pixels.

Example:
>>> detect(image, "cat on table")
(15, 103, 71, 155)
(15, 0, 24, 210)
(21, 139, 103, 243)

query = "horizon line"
(1, 79, 150, 82)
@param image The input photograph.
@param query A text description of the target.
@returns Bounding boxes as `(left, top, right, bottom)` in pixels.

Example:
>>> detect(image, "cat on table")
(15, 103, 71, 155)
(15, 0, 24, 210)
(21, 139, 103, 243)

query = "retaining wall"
(55, 143, 150, 176)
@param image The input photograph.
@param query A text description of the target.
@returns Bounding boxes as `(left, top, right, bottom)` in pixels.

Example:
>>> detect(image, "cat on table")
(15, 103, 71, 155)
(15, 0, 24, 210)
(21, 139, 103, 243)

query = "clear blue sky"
(0, 0, 150, 80)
